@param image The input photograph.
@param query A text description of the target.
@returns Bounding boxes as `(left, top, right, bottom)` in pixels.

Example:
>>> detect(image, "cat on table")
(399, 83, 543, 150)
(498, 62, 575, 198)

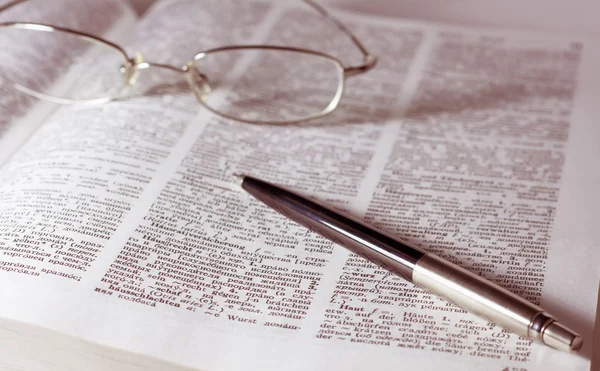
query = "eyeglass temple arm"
(302, 0, 377, 76)
(0, 0, 28, 14)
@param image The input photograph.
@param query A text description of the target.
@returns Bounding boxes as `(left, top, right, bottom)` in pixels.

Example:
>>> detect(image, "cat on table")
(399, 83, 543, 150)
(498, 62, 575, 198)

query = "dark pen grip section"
(241, 176, 426, 282)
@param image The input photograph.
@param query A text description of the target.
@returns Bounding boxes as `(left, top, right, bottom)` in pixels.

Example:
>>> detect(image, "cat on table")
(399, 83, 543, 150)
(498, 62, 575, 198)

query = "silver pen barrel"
(237, 175, 583, 352)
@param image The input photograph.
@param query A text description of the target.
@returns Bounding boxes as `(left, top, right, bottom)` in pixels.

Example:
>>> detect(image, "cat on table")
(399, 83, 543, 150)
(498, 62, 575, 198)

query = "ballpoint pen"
(235, 174, 583, 352)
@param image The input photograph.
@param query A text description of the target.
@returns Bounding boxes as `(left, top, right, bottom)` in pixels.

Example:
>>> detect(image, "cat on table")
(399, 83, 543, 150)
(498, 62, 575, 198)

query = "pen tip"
(233, 174, 246, 187)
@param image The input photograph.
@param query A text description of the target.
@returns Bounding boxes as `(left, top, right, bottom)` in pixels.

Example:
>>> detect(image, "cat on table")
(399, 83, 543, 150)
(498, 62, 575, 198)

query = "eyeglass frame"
(0, 0, 378, 125)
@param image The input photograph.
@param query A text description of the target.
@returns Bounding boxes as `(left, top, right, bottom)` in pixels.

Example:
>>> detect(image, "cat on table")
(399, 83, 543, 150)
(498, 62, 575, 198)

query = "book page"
(0, 0, 136, 165)
(0, 1, 597, 370)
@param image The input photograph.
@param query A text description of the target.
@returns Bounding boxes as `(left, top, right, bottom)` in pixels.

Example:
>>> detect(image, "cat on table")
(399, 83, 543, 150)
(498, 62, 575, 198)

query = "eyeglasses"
(0, 0, 377, 125)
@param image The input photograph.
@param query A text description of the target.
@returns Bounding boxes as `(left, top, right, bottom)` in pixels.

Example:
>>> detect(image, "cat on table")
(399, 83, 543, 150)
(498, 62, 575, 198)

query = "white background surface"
(129, 0, 600, 34)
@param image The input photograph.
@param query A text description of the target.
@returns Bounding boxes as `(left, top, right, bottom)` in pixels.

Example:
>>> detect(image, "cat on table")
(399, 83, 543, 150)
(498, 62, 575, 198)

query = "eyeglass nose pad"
(120, 52, 145, 87)
(186, 63, 212, 102)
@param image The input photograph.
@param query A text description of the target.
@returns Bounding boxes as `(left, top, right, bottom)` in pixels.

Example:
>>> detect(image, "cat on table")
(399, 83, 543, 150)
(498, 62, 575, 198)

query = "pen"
(235, 174, 583, 352)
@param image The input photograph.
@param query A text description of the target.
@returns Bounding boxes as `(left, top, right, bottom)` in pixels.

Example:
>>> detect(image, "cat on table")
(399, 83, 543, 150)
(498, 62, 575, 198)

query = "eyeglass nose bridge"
(119, 54, 212, 100)
(120, 53, 191, 85)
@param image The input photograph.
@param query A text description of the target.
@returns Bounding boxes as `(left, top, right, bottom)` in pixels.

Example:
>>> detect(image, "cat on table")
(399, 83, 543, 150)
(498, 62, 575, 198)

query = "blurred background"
(129, 0, 600, 34)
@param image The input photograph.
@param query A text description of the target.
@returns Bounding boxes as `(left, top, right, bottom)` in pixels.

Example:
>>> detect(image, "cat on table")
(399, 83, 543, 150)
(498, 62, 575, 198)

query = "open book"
(0, 0, 598, 370)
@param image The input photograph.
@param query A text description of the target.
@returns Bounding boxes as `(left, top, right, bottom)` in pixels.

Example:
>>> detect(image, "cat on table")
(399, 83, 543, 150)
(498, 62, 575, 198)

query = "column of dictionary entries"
(93, 9, 424, 336)
(313, 30, 582, 366)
